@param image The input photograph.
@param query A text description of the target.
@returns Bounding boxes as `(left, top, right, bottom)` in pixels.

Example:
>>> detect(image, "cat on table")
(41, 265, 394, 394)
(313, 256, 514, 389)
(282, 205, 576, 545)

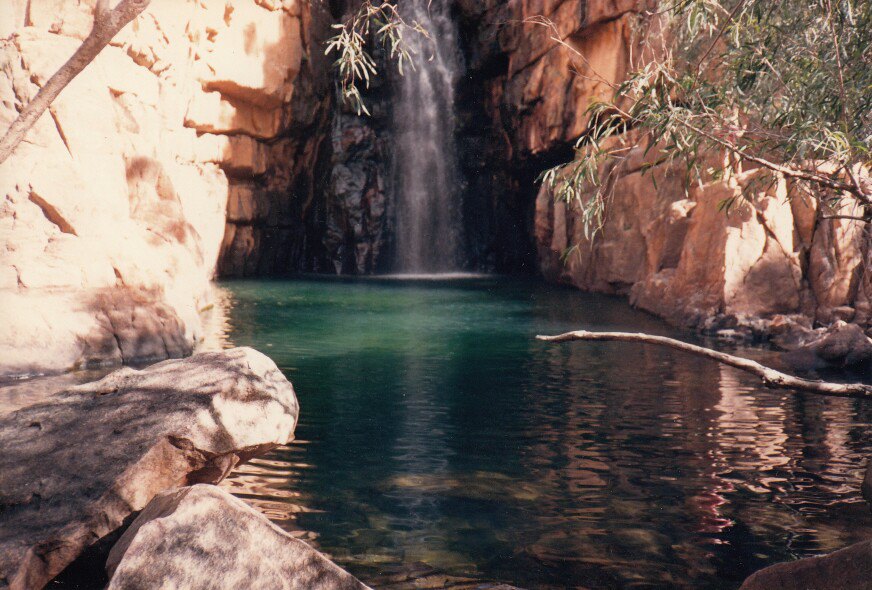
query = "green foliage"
(541, 0, 872, 238)
(325, 1, 428, 116)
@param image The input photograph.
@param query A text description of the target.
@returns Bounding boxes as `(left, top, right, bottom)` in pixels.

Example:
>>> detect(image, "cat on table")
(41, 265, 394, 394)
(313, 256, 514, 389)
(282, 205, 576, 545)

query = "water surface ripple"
(216, 277, 872, 589)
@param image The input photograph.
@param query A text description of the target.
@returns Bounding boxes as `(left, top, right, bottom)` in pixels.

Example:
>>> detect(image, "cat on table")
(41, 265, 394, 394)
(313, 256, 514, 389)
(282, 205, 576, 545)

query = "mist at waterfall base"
(218, 277, 872, 589)
(390, 0, 464, 274)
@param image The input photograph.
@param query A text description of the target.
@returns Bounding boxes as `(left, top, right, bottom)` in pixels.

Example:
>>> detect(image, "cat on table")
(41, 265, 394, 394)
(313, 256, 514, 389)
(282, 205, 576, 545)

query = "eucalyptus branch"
(539, 0, 872, 238)
(692, 0, 747, 81)
(325, 1, 429, 116)
(677, 118, 870, 206)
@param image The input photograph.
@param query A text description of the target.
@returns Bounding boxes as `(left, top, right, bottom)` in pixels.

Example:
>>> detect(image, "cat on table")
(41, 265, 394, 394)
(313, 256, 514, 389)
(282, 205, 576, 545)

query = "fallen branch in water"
(536, 330, 872, 400)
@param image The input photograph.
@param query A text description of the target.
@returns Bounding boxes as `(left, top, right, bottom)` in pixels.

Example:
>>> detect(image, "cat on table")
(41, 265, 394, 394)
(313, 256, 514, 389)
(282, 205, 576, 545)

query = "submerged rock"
(0, 348, 298, 590)
(739, 540, 872, 590)
(106, 485, 368, 590)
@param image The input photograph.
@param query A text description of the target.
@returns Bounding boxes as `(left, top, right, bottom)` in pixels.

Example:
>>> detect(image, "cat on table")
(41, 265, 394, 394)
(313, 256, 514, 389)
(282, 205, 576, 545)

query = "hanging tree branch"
(0, 0, 152, 165)
(537, 330, 872, 399)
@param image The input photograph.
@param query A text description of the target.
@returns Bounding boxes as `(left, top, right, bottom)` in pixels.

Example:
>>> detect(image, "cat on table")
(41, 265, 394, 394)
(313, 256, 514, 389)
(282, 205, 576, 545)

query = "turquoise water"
(217, 277, 872, 589)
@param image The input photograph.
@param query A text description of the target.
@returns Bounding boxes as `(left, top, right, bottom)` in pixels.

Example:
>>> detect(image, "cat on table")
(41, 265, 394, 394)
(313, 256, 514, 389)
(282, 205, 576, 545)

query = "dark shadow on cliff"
(215, 2, 347, 277)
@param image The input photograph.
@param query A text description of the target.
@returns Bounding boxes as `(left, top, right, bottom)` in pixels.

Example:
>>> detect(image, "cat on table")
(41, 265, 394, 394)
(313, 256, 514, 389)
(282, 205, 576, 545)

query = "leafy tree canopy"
(541, 0, 872, 236)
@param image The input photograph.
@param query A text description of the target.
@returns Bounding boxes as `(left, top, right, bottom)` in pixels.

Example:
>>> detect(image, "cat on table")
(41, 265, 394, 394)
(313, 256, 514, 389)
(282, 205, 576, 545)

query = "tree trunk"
(537, 330, 872, 399)
(0, 0, 151, 165)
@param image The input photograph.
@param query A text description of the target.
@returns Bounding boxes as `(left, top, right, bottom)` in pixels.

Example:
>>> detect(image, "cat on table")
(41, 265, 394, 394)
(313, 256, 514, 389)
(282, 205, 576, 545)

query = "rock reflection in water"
(216, 277, 872, 589)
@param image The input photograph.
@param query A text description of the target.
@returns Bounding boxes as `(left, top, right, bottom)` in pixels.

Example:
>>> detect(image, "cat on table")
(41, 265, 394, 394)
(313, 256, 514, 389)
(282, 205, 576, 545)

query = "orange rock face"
(535, 148, 870, 331)
(462, 0, 870, 333)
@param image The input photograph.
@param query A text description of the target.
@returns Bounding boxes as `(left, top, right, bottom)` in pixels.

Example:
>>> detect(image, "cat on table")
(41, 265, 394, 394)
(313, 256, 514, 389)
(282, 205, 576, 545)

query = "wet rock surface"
(323, 111, 390, 274)
(739, 540, 872, 590)
(105, 485, 368, 590)
(0, 348, 298, 590)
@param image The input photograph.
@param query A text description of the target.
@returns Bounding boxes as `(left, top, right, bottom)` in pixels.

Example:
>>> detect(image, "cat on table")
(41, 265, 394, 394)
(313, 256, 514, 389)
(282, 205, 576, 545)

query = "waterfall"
(391, 0, 463, 273)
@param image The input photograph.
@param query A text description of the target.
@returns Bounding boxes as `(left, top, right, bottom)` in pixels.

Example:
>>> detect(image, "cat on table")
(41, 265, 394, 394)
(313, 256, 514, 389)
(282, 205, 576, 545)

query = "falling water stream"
(392, 0, 463, 272)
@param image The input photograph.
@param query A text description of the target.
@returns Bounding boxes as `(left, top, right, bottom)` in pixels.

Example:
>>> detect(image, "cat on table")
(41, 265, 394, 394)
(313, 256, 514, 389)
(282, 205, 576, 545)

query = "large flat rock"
(0, 348, 298, 590)
(739, 539, 872, 590)
(106, 485, 368, 590)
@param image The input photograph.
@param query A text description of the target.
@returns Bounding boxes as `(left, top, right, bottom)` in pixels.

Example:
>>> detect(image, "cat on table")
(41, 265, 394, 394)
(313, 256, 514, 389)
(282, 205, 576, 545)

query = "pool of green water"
(216, 276, 872, 589)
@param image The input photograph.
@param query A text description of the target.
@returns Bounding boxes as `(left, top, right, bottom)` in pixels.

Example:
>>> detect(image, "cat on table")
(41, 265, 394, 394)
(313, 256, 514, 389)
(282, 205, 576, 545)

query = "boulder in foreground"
(739, 539, 872, 590)
(0, 348, 298, 590)
(106, 485, 369, 590)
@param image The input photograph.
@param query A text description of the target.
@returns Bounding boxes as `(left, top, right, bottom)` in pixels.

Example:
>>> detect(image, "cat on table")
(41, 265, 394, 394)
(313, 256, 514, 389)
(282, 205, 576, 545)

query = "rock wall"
(0, 0, 304, 377)
(218, 0, 394, 277)
(455, 0, 871, 335)
(2, 0, 868, 377)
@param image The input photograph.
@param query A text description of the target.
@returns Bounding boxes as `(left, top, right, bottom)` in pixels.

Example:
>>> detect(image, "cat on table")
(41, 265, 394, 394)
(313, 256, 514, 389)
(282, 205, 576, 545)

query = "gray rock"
(106, 485, 368, 590)
(782, 321, 872, 370)
(739, 540, 872, 590)
(0, 348, 298, 590)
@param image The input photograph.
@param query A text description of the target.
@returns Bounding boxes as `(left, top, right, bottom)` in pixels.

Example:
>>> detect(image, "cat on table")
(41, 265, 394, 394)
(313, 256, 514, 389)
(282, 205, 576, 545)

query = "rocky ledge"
(0, 348, 299, 589)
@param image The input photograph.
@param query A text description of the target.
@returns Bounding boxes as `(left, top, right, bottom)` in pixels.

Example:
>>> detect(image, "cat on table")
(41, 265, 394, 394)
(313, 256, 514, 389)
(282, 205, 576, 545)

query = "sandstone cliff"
(0, 0, 304, 377)
(456, 0, 871, 336)
(2, 0, 869, 377)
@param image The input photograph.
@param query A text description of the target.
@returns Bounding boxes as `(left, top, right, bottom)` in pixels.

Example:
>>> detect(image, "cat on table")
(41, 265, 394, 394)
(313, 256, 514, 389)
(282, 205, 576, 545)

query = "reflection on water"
(213, 277, 871, 589)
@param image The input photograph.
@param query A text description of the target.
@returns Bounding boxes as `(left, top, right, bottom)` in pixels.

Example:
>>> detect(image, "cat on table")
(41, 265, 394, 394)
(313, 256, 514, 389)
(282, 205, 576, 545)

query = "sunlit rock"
(0, 1, 305, 376)
(0, 348, 298, 589)
(457, 0, 869, 335)
(105, 485, 368, 590)
(196, 0, 302, 108)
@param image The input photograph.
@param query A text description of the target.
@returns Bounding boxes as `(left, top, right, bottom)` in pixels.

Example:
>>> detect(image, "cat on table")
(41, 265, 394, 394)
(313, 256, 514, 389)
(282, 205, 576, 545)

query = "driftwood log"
(0, 0, 151, 165)
(537, 330, 872, 399)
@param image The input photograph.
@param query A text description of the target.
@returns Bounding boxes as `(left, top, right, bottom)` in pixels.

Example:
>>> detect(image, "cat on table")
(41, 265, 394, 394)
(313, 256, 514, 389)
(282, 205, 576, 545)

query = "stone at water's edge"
(0, 348, 298, 590)
(739, 540, 872, 590)
(793, 321, 872, 370)
(105, 485, 368, 590)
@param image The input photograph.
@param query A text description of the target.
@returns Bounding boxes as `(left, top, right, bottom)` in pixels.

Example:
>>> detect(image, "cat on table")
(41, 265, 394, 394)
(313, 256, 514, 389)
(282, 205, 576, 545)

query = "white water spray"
(392, 0, 463, 272)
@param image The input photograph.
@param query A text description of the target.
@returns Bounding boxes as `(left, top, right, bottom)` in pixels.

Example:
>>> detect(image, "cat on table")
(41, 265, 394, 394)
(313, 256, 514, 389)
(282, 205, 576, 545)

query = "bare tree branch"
(0, 0, 152, 165)
(536, 330, 872, 399)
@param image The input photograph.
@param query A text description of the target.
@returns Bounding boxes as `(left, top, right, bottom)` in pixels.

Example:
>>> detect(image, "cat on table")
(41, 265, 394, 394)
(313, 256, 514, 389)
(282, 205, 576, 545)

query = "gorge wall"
(1, 0, 868, 377)
(453, 0, 872, 336)
(0, 0, 306, 376)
